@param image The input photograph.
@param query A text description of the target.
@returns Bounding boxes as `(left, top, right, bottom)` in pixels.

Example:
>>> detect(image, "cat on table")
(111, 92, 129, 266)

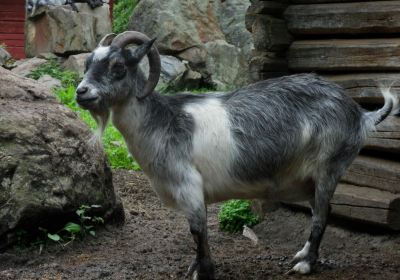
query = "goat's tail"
(363, 82, 399, 132)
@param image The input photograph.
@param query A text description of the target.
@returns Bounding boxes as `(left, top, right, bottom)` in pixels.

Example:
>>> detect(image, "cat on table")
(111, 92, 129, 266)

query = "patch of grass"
(112, 0, 138, 34)
(28, 59, 79, 88)
(218, 200, 260, 233)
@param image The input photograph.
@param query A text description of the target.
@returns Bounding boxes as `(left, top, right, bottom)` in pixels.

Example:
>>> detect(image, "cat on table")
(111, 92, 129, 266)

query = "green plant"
(41, 204, 105, 246)
(112, 0, 138, 34)
(218, 200, 260, 233)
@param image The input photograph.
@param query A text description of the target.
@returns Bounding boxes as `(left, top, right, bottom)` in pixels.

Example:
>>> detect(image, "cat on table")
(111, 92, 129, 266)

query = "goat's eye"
(111, 63, 126, 79)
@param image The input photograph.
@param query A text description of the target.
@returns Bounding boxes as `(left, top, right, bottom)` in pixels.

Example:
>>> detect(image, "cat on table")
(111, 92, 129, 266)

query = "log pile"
(246, 0, 400, 230)
(245, 0, 291, 82)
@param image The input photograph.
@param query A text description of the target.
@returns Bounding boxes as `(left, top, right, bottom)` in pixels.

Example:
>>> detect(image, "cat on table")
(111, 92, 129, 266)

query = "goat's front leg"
(185, 207, 215, 280)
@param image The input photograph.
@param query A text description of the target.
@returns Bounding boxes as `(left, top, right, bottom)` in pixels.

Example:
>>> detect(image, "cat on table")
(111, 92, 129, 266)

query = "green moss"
(112, 0, 139, 34)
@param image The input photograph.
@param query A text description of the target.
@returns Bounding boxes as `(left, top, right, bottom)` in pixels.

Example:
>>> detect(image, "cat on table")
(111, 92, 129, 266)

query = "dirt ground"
(0, 169, 399, 280)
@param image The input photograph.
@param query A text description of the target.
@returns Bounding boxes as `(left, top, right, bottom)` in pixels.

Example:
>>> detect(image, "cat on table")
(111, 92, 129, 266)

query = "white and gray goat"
(75, 31, 399, 279)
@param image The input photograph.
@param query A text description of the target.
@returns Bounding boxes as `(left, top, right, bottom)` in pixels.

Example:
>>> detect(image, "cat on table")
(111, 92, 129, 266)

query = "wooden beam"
(364, 116, 400, 154)
(324, 73, 400, 104)
(288, 39, 400, 72)
(343, 155, 400, 194)
(286, 1, 400, 35)
(291, 0, 390, 3)
(287, 184, 400, 230)
(252, 15, 292, 51)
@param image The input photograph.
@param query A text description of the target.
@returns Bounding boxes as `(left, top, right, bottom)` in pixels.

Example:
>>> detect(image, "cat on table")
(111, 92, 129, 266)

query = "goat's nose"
(76, 86, 88, 95)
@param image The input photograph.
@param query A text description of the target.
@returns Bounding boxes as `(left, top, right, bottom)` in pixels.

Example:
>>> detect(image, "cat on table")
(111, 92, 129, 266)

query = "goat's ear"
(98, 33, 117, 47)
(128, 38, 156, 64)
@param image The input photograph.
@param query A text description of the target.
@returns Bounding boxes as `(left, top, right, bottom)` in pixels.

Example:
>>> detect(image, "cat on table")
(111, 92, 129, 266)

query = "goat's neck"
(111, 91, 167, 175)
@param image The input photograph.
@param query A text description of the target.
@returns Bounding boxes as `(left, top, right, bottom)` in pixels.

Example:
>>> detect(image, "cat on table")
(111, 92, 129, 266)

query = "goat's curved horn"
(111, 31, 161, 100)
(98, 33, 117, 47)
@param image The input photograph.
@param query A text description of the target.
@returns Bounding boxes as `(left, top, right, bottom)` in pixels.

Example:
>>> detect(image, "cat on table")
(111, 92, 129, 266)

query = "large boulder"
(0, 68, 124, 248)
(129, 0, 225, 60)
(140, 55, 195, 91)
(25, 4, 112, 57)
(205, 40, 248, 90)
(128, 0, 253, 89)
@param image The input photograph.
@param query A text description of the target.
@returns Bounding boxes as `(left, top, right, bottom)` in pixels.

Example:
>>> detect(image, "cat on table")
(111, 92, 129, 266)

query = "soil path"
(1, 170, 399, 279)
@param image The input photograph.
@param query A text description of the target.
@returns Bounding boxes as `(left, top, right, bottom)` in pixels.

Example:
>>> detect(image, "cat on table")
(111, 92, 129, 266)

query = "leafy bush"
(218, 200, 260, 233)
(112, 0, 138, 34)
(39, 204, 104, 247)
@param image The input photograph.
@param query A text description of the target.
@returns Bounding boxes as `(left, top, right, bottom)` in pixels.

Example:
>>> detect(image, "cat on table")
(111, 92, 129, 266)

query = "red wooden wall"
(0, 0, 115, 60)
(0, 0, 26, 59)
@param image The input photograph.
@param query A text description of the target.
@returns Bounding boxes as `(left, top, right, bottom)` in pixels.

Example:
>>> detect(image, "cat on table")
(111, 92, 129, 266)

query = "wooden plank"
(324, 73, 400, 104)
(342, 156, 400, 194)
(285, 1, 400, 35)
(250, 56, 288, 72)
(0, 4, 25, 12)
(0, 39, 25, 47)
(332, 184, 400, 230)
(288, 39, 400, 72)
(287, 184, 400, 230)
(252, 15, 292, 51)
(5, 46, 25, 59)
(0, 21, 24, 34)
(247, 1, 288, 15)
(0, 34, 25, 41)
(291, 0, 392, 3)
(0, 11, 26, 21)
(364, 116, 400, 154)
(0, 0, 25, 4)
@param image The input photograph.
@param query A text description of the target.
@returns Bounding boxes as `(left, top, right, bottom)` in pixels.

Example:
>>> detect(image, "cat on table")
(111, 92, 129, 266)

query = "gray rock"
(63, 53, 91, 77)
(205, 40, 248, 90)
(11, 57, 47, 77)
(128, 0, 225, 66)
(0, 67, 124, 248)
(140, 55, 188, 92)
(25, 4, 112, 57)
(37, 74, 62, 89)
(0, 47, 12, 67)
(216, 0, 254, 54)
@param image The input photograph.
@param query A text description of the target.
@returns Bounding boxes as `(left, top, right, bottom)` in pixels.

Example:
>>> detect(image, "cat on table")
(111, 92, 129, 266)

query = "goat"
(75, 31, 399, 279)
(26, 0, 104, 17)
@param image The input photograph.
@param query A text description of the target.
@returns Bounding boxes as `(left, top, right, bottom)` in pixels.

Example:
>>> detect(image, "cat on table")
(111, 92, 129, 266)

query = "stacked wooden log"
(247, 0, 400, 230)
(245, 0, 291, 81)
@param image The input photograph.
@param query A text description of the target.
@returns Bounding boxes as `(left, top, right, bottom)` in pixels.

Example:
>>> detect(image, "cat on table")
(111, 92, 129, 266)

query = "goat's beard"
(89, 108, 110, 147)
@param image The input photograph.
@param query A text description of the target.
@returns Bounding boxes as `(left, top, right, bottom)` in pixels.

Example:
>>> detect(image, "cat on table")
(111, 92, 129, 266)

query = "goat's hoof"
(186, 258, 215, 280)
(286, 261, 312, 275)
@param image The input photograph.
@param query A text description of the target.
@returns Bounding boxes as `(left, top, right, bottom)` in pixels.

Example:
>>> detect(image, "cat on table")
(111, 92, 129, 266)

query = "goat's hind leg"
(289, 174, 338, 275)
